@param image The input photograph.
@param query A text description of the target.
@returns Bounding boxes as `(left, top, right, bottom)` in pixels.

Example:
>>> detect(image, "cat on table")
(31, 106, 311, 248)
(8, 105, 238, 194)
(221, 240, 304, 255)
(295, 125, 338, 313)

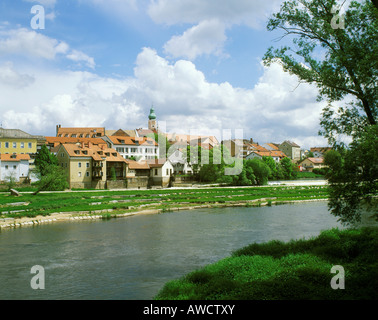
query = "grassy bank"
(155, 227, 378, 300)
(0, 185, 329, 220)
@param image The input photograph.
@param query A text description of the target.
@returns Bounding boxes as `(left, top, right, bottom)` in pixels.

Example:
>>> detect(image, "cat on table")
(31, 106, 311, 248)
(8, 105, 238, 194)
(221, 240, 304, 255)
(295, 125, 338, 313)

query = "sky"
(0, 0, 335, 149)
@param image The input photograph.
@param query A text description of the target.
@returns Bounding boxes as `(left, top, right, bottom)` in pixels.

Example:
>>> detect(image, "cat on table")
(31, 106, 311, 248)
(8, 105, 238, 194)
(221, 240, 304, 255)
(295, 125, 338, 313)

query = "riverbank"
(0, 185, 330, 230)
(0, 197, 329, 230)
(155, 227, 378, 300)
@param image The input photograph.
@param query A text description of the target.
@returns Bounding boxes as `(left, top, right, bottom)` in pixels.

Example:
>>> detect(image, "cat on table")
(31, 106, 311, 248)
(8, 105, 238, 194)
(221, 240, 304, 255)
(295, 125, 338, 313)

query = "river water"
(0, 202, 343, 300)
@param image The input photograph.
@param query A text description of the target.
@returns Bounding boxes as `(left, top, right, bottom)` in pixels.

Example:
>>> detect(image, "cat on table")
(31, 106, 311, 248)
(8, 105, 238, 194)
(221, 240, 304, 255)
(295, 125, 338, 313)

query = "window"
(13, 142, 17, 148)
(28, 143, 32, 148)
(5, 142, 9, 148)
(13, 165, 17, 170)
(61, 153, 65, 157)
(78, 172, 82, 177)
(5, 165, 8, 170)
(86, 162, 89, 168)
(21, 142, 25, 149)
(78, 162, 82, 168)
(86, 172, 90, 177)
(166, 169, 169, 175)
(155, 169, 158, 175)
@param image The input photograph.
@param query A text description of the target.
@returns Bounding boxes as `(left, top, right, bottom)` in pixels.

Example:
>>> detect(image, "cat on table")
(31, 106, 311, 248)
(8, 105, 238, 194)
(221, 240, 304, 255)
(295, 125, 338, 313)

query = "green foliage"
(34, 164, 69, 194)
(324, 125, 378, 225)
(34, 145, 58, 177)
(280, 157, 297, 180)
(247, 158, 271, 185)
(263, 156, 277, 179)
(264, 0, 377, 139)
(4, 171, 17, 191)
(110, 167, 117, 181)
(156, 228, 378, 300)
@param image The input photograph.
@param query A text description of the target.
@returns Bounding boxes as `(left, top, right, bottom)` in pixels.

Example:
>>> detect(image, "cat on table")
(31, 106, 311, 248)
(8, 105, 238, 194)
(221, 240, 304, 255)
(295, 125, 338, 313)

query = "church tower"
(148, 106, 157, 131)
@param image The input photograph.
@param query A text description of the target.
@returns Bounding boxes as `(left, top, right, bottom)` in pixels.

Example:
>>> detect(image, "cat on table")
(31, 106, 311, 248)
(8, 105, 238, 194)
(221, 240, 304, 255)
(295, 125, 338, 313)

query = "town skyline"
(1, 0, 349, 151)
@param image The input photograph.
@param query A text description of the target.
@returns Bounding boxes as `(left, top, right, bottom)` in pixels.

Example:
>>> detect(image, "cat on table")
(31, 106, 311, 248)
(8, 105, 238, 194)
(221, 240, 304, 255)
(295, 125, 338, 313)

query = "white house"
(102, 136, 159, 161)
(310, 147, 332, 158)
(168, 149, 193, 175)
(0, 154, 31, 183)
(246, 150, 286, 163)
(147, 159, 174, 187)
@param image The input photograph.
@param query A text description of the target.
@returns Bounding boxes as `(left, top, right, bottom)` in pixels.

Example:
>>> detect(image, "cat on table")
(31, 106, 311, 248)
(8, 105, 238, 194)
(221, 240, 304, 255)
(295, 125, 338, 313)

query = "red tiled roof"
(45, 136, 107, 147)
(108, 136, 158, 146)
(0, 154, 31, 162)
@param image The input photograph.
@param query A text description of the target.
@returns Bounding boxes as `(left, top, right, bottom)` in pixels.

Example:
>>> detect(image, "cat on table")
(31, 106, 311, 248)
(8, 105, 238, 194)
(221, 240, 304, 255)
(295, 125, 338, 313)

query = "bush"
(155, 228, 378, 300)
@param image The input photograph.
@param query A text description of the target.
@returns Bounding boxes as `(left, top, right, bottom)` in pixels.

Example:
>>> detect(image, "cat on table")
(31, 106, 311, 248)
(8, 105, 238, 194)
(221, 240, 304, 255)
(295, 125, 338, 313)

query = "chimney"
(56, 124, 61, 136)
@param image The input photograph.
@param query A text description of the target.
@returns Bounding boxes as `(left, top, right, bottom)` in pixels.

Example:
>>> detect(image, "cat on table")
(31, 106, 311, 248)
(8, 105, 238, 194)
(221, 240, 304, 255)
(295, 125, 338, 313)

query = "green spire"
(149, 106, 156, 120)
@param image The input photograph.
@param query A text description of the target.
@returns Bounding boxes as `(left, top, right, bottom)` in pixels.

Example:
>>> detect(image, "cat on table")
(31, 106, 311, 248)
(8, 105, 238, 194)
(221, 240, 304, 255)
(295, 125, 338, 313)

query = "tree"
(324, 125, 378, 225)
(264, 0, 377, 224)
(33, 164, 69, 194)
(247, 159, 271, 185)
(34, 145, 58, 176)
(280, 157, 297, 180)
(263, 156, 278, 179)
(264, 0, 377, 146)
(4, 171, 17, 191)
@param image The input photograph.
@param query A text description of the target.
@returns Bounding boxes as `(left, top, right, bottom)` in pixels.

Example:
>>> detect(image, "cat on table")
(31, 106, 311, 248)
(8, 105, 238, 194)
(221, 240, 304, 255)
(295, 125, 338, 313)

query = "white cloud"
(163, 19, 227, 60)
(153, 0, 282, 61)
(148, 0, 281, 28)
(0, 28, 68, 60)
(0, 46, 329, 149)
(0, 28, 95, 69)
(0, 62, 35, 88)
(67, 49, 96, 69)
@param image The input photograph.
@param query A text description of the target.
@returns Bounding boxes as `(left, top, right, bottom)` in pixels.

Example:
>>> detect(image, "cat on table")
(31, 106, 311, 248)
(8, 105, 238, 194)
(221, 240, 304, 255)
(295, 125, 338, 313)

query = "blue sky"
(0, 0, 334, 148)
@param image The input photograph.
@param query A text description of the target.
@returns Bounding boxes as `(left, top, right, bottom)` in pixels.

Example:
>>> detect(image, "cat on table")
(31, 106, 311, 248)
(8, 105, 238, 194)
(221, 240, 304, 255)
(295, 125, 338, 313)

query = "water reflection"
(0, 202, 342, 300)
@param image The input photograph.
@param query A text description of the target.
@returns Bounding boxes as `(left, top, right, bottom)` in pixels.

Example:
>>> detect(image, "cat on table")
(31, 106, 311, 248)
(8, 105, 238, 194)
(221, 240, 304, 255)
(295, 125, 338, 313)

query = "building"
(124, 159, 150, 189)
(57, 143, 128, 189)
(148, 106, 158, 131)
(102, 136, 159, 160)
(168, 133, 219, 148)
(168, 149, 193, 175)
(299, 157, 327, 172)
(147, 159, 174, 188)
(105, 129, 138, 137)
(0, 153, 31, 183)
(279, 141, 301, 161)
(246, 150, 287, 163)
(310, 147, 332, 158)
(45, 136, 108, 155)
(262, 143, 280, 151)
(0, 128, 45, 158)
(56, 125, 106, 138)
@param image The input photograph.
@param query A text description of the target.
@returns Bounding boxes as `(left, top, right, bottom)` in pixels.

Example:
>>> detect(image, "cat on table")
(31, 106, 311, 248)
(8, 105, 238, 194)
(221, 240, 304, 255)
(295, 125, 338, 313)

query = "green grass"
(0, 185, 329, 219)
(155, 227, 378, 300)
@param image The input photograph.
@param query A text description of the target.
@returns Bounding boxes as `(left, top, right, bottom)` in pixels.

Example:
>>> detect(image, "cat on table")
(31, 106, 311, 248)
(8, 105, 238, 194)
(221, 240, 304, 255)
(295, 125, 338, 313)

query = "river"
(0, 201, 343, 300)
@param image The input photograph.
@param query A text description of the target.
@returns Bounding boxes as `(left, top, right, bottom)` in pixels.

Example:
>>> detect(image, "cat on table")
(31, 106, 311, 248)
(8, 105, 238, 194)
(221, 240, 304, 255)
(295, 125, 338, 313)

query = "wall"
(0, 138, 37, 154)
(126, 176, 149, 189)
(107, 180, 126, 189)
